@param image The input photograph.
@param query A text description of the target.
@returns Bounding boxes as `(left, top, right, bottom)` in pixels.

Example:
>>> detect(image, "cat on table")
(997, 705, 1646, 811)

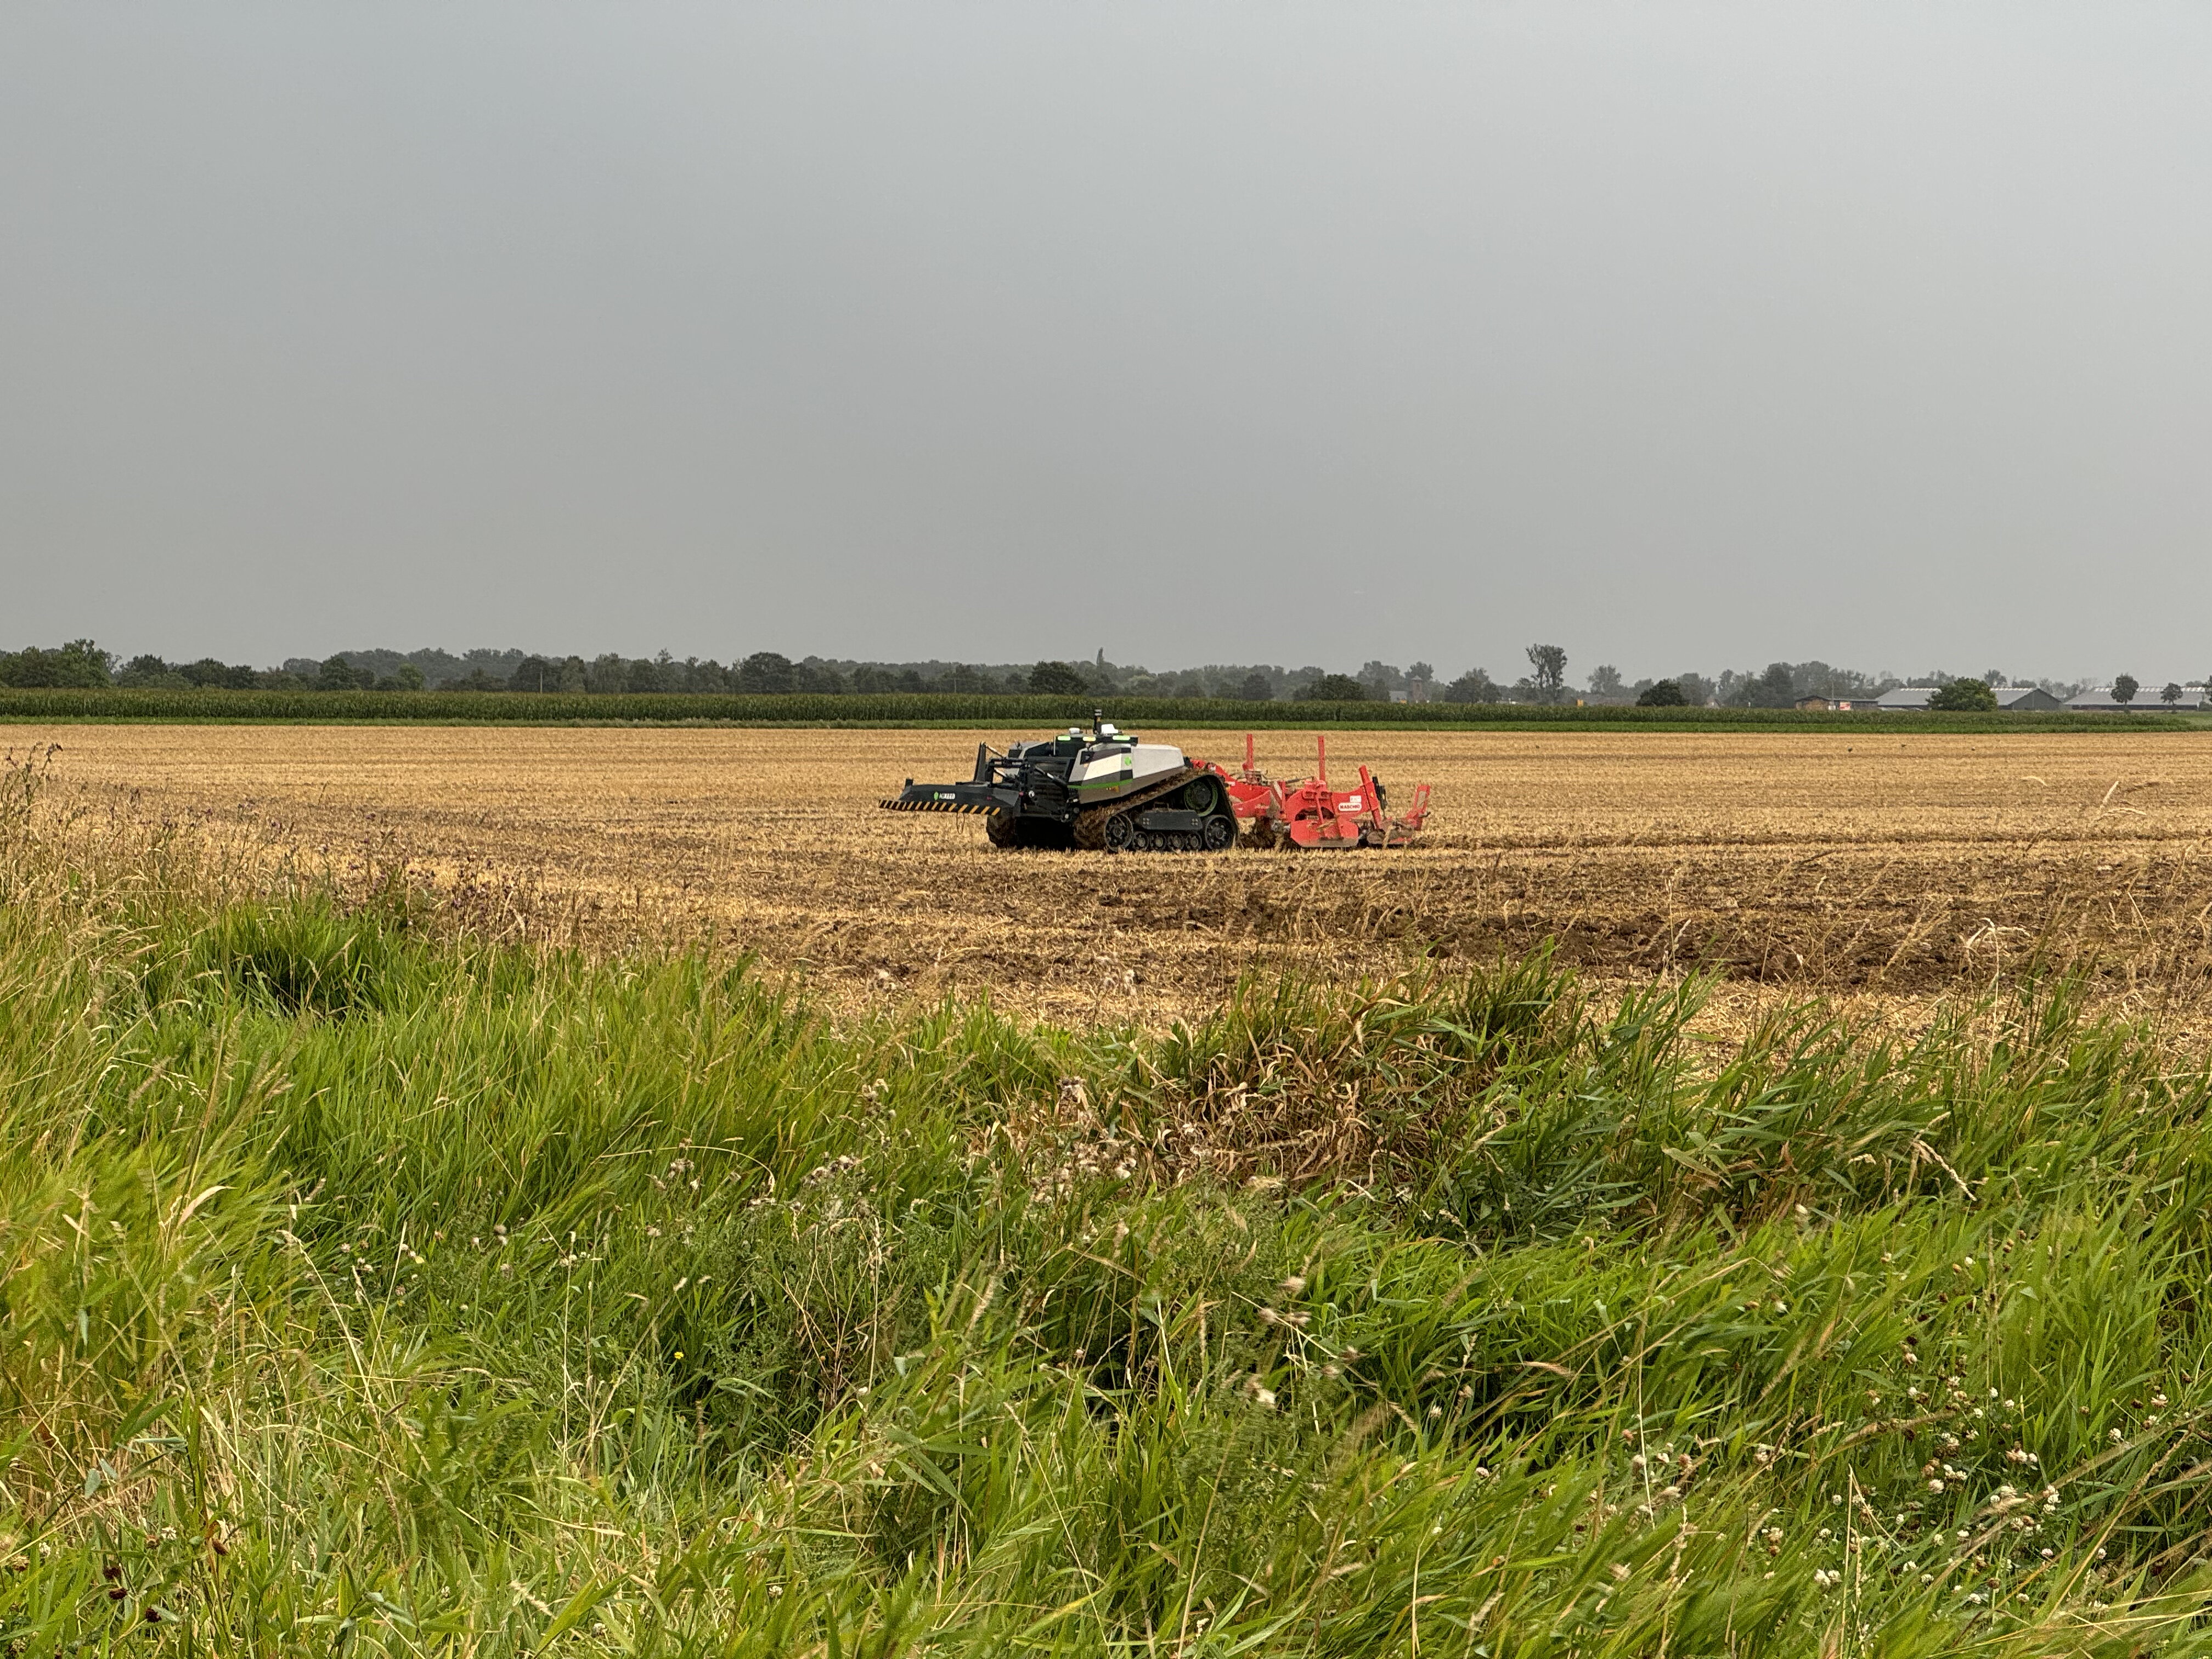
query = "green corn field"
(0, 686, 2183, 731)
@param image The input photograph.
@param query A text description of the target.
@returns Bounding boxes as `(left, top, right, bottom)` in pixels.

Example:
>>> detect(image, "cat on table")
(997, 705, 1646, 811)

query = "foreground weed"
(2, 806, 2211, 1651)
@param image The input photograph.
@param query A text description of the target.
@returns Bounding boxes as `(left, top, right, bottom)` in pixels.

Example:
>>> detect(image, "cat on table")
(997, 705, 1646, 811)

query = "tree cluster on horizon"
(0, 640, 2125, 706)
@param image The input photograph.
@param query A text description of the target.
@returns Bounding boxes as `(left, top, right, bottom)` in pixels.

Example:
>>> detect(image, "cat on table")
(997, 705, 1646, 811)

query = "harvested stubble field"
(20, 721, 2212, 1022)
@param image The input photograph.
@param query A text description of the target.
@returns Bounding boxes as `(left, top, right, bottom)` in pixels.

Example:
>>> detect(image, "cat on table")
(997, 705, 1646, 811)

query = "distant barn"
(2068, 684, 2207, 712)
(1874, 685, 2064, 713)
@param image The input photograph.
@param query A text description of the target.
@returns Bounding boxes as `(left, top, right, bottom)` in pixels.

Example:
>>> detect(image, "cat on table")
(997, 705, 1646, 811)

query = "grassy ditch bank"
(3, 794, 2212, 1651)
(0, 686, 2197, 733)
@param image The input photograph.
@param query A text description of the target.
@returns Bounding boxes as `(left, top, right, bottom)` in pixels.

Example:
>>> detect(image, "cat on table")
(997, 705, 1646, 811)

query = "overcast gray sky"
(4, 3, 2209, 681)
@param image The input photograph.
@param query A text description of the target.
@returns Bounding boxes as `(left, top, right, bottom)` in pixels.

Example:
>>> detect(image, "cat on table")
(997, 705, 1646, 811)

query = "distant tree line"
(0, 641, 2114, 706)
(0, 644, 1345, 700)
(1, 644, 1452, 702)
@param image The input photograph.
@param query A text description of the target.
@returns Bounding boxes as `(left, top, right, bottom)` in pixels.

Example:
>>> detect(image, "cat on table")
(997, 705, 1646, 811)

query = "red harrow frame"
(1215, 734, 1431, 849)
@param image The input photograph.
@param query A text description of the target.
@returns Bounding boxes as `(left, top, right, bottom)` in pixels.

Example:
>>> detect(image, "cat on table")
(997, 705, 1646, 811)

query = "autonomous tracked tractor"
(883, 714, 1238, 851)
(881, 712, 1430, 853)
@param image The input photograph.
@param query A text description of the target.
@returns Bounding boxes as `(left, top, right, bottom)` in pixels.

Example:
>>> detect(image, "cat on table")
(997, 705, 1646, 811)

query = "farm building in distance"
(1872, 685, 2065, 713)
(2068, 685, 2209, 712)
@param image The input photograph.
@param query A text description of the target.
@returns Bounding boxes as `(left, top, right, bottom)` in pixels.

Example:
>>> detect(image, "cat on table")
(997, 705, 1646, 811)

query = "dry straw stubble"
(13, 721, 2212, 1023)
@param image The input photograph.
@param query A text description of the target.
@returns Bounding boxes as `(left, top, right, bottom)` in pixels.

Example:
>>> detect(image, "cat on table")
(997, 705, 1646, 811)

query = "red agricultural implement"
(1221, 733, 1431, 850)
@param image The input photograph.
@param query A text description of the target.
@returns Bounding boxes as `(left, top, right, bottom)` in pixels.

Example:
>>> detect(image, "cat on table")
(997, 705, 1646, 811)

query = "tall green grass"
(4, 791, 2212, 1651)
(0, 686, 2189, 731)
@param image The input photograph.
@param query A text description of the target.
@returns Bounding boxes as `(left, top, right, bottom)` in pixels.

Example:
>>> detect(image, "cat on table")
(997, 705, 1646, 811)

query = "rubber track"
(1072, 766, 1205, 851)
